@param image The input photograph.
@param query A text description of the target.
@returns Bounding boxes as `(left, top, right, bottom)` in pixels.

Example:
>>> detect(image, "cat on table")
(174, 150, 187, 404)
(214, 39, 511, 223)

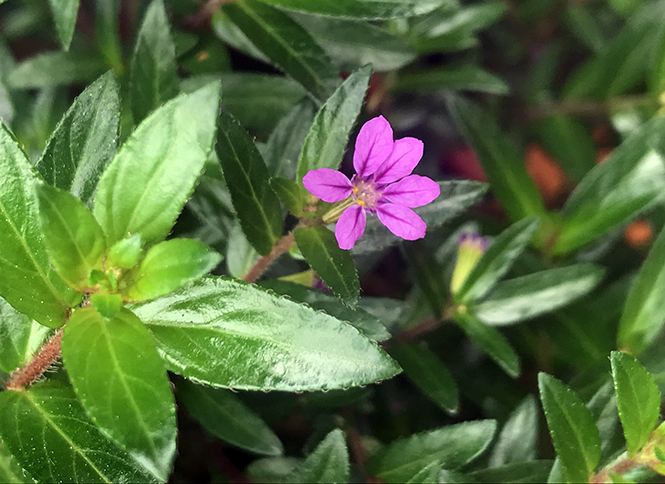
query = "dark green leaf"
(257, 0, 446, 19)
(131, 276, 401, 391)
(468, 460, 554, 484)
(447, 96, 546, 222)
(394, 65, 508, 95)
(455, 311, 520, 377)
(270, 177, 307, 217)
(122, 239, 221, 301)
(0, 438, 32, 483)
(212, 9, 271, 63)
(390, 341, 459, 414)
(265, 100, 316, 179)
(406, 461, 440, 483)
(37, 184, 106, 291)
(94, 82, 221, 246)
(296, 65, 371, 183)
(7, 51, 106, 89)
(0, 298, 50, 373)
(538, 373, 601, 483)
(489, 396, 539, 467)
(35, 71, 119, 208)
(95, 0, 122, 71)
(226, 222, 259, 279)
(0, 381, 154, 483)
(365, 420, 497, 483)
(283, 429, 349, 483)
(216, 111, 283, 255)
(474, 264, 605, 326)
(223, 0, 338, 101)
(456, 218, 540, 304)
(0, 122, 77, 327)
(62, 307, 176, 481)
(130, 0, 179, 123)
(611, 351, 661, 456)
(404, 241, 448, 318)
(295, 226, 360, 307)
(178, 379, 283, 456)
(246, 457, 300, 482)
(48, 0, 79, 50)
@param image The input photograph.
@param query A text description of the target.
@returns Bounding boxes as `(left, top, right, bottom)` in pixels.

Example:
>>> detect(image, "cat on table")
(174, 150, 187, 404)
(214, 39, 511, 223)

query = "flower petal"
(335, 204, 366, 250)
(353, 116, 394, 177)
(382, 175, 441, 207)
(373, 137, 424, 184)
(303, 168, 353, 203)
(376, 203, 426, 241)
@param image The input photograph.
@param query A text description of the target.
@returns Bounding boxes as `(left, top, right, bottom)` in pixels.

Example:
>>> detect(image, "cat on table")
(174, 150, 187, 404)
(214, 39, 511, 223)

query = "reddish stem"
(5, 331, 64, 391)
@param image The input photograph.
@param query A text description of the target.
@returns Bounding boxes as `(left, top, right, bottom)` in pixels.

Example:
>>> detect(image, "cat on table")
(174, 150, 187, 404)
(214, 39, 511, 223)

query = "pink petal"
(353, 116, 394, 177)
(303, 168, 353, 203)
(335, 205, 366, 250)
(382, 175, 441, 207)
(376, 203, 426, 241)
(373, 137, 424, 184)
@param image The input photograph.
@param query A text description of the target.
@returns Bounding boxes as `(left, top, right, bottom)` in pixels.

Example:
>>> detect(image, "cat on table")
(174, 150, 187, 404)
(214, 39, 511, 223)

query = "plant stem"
(242, 232, 298, 284)
(183, 0, 235, 28)
(524, 95, 654, 120)
(5, 331, 64, 391)
(590, 455, 638, 483)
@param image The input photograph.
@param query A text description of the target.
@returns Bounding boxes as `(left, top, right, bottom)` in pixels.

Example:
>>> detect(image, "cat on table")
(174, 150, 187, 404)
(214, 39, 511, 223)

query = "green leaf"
(0, 297, 50, 373)
(48, 0, 80, 50)
(130, 0, 179, 124)
(0, 381, 154, 483)
(107, 234, 143, 270)
(474, 264, 605, 326)
(553, 116, 665, 255)
(122, 238, 222, 301)
(365, 420, 497, 483)
(35, 71, 120, 208)
(90, 293, 123, 320)
(0, 438, 32, 484)
(284, 430, 349, 483)
(265, 100, 316, 179)
(216, 111, 284, 256)
(538, 373, 601, 483)
(468, 461, 554, 484)
(131, 276, 401, 391)
(456, 218, 540, 304)
(295, 226, 360, 308)
(94, 82, 221, 246)
(258, 279, 390, 341)
(226, 222, 259, 279)
(395, 65, 508, 95)
(406, 461, 441, 483)
(447, 96, 545, 223)
(296, 65, 371, 183)
(247, 457, 301, 482)
(223, 0, 338, 101)
(178, 379, 283, 456)
(611, 351, 661, 457)
(7, 51, 106, 89)
(389, 341, 459, 414)
(0, 122, 76, 327)
(257, 0, 446, 19)
(95, 0, 122, 71)
(61, 307, 176, 481)
(404, 241, 448, 318)
(37, 184, 106, 291)
(535, 116, 596, 182)
(455, 311, 520, 378)
(270, 177, 307, 217)
(489, 396, 539, 467)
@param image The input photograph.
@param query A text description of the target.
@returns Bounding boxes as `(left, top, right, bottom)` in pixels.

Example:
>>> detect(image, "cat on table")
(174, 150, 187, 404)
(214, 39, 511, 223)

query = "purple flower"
(303, 116, 441, 250)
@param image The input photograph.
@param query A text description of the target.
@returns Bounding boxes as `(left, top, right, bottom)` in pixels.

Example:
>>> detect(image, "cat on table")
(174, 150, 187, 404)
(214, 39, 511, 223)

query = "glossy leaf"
(122, 238, 222, 302)
(130, 0, 178, 124)
(538, 373, 601, 483)
(296, 65, 371, 183)
(456, 218, 540, 304)
(0, 381, 154, 483)
(489, 395, 539, 467)
(7, 51, 106, 89)
(390, 341, 459, 414)
(0, 297, 50, 373)
(283, 429, 349, 483)
(48, 0, 79, 50)
(216, 111, 283, 256)
(61, 307, 176, 481)
(90, 293, 123, 320)
(365, 420, 497, 483)
(35, 71, 119, 208)
(223, 0, 337, 101)
(265, 100, 316, 179)
(295, 226, 360, 307)
(37, 184, 106, 291)
(474, 264, 605, 326)
(94, 82, 221, 246)
(131, 276, 401, 391)
(257, 0, 446, 19)
(107, 234, 143, 270)
(467, 460, 554, 484)
(394, 65, 508, 95)
(455, 311, 520, 378)
(0, 438, 32, 484)
(178, 379, 283, 456)
(611, 351, 661, 457)
(0, 122, 76, 328)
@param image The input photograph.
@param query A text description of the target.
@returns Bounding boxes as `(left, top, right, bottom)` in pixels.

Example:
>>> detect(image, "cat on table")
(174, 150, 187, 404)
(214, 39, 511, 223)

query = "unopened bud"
(450, 231, 489, 295)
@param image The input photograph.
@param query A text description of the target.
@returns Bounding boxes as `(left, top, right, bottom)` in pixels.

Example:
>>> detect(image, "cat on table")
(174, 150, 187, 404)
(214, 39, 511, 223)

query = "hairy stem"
(242, 232, 298, 283)
(5, 331, 64, 391)
(590, 456, 638, 483)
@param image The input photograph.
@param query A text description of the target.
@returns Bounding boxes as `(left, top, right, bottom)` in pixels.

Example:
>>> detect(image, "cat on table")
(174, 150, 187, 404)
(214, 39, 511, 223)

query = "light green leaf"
(296, 65, 371, 183)
(0, 381, 154, 483)
(62, 307, 176, 481)
(107, 234, 143, 270)
(48, 0, 80, 50)
(7, 51, 106, 89)
(178, 379, 283, 456)
(212, 9, 271, 63)
(226, 222, 259, 279)
(365, 420, 497, 483)
(295, 226, 360, 307)
(130, 0, 179, 123)
(131, 276, 401, 391)
(0, 297, 50, 374)
(90, 293, 123, 320)
(489, 396, 539, 467)
(257, 0, 446, 19)
(216, 111, 283, 256)
(538, 373, 601, 484)
(283, 429, 349, 483)
(395, 65, 508, 95)
(611, 351, 661, 457)
(0, 438, 32, 483)
(94, 82, 221, 246)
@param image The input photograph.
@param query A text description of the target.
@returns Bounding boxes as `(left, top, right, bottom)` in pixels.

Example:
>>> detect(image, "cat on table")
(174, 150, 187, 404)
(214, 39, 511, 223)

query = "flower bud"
(450, 231, 489, 295)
